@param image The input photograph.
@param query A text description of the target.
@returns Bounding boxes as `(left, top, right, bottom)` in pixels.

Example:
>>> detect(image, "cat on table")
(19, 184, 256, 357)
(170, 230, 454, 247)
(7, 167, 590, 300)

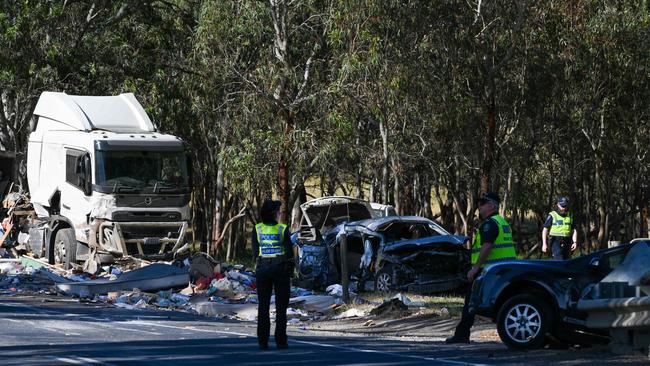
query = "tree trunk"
(393, 167, 401, 214)
(644, 204, 650, 238)
(379, 119, 389, 204)
(354, 120, 363, 199)
(211, 165, 224, 257)
(421, 175, 433, 218)
(369, 175, 375, 202)
(582, 173, 593, 252)
(354, 163, 363, 199)
(479, 100, 496, 194)
(501, 167, 513, 217)
(596, 156, 608, 249)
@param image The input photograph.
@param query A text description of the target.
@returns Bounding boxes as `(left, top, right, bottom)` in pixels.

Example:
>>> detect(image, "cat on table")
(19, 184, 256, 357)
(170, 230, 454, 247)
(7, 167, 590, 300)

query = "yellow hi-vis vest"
(471, 214, 516, 267)
(549, 211, 573, 237)
(256, 223, 287, 258)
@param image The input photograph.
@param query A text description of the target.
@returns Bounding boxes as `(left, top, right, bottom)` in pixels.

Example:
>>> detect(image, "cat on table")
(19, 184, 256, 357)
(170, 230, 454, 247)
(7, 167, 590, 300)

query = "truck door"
(61, 148, 93, 241)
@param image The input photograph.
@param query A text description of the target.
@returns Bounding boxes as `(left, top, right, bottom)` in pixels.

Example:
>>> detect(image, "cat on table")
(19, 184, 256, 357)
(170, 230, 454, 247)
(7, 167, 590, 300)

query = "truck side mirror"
(76, 154, 92, 196)
(83, 154, 92, 196)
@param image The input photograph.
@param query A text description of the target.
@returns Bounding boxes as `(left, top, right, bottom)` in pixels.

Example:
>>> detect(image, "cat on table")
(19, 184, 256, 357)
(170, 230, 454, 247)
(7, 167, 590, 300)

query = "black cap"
(557, 196, 569, 208)
(479, 192, 500, 205)
(260, 199, 281, 215)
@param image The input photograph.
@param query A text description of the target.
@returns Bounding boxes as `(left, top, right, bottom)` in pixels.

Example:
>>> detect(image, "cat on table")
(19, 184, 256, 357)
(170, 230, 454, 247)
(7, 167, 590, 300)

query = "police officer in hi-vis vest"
(252, 199, 294, 350)
(542, 196, 578, 260)
(446, 192, 516, 344)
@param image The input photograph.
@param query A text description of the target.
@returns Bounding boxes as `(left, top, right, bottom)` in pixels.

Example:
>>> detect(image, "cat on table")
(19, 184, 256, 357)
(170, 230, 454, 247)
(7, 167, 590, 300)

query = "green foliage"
(2, 0, 650, 256)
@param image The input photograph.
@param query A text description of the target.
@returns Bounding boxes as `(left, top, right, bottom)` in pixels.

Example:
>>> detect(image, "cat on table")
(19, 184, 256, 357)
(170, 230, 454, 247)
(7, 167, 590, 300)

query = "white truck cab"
(27, 92, 190, 269)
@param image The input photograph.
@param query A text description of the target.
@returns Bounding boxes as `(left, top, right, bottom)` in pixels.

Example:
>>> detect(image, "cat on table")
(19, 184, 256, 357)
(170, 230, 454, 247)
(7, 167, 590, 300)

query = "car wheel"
(374, 265, 394, 292)
(53, 228, 77, 270)
(496, 294, 552, 349)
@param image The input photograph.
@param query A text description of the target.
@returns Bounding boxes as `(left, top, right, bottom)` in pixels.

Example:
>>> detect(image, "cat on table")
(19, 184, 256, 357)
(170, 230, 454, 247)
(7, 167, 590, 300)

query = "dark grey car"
(293, 197, 469, 293)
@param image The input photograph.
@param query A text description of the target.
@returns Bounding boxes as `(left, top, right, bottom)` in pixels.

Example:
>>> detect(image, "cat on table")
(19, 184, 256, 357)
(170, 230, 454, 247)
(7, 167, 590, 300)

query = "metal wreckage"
(292, 196, 470, 293)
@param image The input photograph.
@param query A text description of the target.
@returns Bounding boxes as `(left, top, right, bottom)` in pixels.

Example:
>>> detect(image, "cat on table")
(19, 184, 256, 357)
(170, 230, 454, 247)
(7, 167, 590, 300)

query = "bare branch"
(211, 206, 247, 250)
(86, 3, 97, 23)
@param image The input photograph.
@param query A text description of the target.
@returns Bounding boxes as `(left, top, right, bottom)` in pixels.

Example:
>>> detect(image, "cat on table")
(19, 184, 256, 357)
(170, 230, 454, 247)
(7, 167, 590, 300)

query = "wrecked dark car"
(469, 240, 650, 350)
(336, 216, 470, 294)
(292, 196, 470, 293)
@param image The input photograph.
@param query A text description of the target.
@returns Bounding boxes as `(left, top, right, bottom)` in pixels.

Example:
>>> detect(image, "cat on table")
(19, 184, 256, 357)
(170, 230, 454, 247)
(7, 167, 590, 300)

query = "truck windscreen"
(95, 150, 190, 193)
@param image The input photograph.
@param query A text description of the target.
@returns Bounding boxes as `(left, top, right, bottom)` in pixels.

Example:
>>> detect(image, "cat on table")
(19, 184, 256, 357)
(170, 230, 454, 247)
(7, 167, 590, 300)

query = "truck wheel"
(496, 294, 552, 350)
(53, 228, 77, 270)
(374, 265, 394, 292)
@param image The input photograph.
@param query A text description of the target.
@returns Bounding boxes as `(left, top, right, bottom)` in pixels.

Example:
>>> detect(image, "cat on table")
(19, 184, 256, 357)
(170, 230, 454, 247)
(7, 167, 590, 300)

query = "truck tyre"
(53, 228, 77, 270)
(496, 294, 552, 350)
(374, 264, 394, 292)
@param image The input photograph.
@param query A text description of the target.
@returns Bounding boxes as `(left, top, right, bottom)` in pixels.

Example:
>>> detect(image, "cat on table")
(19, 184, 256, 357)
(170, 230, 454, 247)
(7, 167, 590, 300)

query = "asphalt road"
(0, 295, 647, 366)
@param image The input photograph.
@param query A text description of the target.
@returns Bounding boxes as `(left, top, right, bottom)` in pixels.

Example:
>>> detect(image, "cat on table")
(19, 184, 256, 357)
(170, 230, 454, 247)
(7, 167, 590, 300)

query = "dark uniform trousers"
(452, 284, 475, 339)
(550, 236, 571, 260)
(256, 258, 291, 347)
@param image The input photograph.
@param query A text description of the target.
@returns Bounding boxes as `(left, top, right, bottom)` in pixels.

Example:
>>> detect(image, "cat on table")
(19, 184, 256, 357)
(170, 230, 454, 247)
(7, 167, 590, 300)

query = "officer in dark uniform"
(542, 196, 578, 260)
(446, 192, 516, 344)
(252, 199, 293, 350)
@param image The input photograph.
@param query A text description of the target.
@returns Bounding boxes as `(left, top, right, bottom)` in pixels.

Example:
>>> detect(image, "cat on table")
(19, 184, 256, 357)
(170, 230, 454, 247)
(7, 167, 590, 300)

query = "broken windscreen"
(305, 202, 373, 233)
(95, 150, 190, 193)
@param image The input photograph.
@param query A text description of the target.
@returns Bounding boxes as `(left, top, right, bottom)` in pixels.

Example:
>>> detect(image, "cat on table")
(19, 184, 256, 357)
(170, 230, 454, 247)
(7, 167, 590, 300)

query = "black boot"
(445, 334, 470, 344)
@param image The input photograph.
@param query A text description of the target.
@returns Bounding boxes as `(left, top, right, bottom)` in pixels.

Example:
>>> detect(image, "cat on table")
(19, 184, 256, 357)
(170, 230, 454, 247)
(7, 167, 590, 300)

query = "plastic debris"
(391, 293, 426, 307)
(334, 308, 366, 319)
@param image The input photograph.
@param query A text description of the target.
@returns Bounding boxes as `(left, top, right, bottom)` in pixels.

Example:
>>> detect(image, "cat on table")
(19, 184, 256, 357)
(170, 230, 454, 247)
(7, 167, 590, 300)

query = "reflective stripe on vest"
(471, 214, 516, 267)
(256, 223, 287, 258)
(549, 211, 572, 237)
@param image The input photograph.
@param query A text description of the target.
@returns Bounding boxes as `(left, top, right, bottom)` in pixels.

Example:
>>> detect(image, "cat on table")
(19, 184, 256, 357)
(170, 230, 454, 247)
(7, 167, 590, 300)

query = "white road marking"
(103, 326, 164, 336)
(129, 320, 487, 366)
(52, 356, 118, 366)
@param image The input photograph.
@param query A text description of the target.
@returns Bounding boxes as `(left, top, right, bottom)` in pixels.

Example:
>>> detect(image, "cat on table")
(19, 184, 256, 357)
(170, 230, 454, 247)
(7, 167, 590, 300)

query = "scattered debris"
(326, 284, 355, 297)
(194, 302, 257, 320)
(392, 293, 426, 307)
(369, 298, 411, 318)
(56, 263, 190, 297)
(289, 295, 340, 314)
(334, 308, 367, 319)
(0, 248, 445, 326)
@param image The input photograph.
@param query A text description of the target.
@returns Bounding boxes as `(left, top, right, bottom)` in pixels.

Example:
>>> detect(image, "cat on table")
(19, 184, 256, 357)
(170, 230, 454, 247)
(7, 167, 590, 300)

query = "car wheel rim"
(376, 273, 391, 291)
(54, 239, 66, 264)
(504, 304, 542, 343)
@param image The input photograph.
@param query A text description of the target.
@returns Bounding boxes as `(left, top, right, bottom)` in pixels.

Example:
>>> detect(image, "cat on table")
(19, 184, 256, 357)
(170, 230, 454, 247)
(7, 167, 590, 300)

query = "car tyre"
(374, 264, 394, 292)
(53, 228, 77, 270)
(496, 294, 552, 350)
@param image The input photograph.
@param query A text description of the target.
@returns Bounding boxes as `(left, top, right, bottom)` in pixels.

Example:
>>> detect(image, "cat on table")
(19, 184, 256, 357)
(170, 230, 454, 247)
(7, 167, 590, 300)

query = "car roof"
(343, 215, 451, 235)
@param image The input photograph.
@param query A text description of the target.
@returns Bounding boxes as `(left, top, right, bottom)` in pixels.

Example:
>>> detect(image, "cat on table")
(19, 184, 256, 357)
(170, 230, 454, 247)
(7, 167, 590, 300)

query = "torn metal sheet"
(289, 295, 338, 314)
(194, 301, 257, 320)
(56, 263, 189, 297)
